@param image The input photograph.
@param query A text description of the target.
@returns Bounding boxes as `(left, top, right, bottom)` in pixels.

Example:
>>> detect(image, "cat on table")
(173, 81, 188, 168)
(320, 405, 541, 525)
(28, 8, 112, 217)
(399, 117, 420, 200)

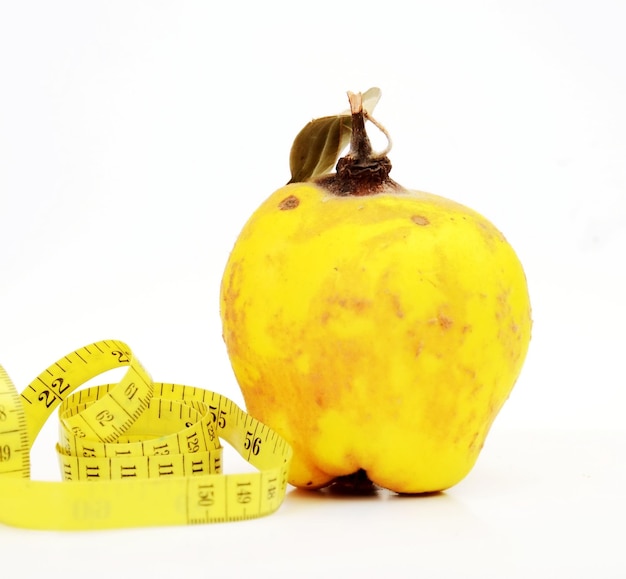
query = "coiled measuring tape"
(0, 339, 292, 530)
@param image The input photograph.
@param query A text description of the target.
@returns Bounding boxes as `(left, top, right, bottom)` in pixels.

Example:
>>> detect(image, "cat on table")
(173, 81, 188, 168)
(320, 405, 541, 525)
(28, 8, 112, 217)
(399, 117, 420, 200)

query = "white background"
(1, 1, 624, 577)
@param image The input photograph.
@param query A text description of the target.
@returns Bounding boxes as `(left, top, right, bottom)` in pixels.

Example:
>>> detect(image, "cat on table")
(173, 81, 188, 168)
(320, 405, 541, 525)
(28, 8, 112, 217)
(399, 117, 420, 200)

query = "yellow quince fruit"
(220, 91, 531, 494)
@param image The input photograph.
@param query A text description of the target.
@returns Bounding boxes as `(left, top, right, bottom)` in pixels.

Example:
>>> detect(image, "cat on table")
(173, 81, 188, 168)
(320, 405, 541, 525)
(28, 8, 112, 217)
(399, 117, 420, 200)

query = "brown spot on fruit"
(390, 294, 404, 318)
(468, 431, 480, 451)
(279, 195, 300, 210)
(330, 296, 372, 313)
(411, 215, 430, 226)
(438, 314, 453, 329)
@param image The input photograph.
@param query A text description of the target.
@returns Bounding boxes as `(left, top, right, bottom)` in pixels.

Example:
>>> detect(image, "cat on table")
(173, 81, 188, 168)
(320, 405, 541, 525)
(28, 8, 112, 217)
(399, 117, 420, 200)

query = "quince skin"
(219, 92, 531, 493)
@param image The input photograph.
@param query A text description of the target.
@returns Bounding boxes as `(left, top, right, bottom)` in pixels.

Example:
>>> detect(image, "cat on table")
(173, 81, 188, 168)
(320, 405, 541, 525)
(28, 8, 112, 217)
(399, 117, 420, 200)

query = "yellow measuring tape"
(0, 339, 292, 530)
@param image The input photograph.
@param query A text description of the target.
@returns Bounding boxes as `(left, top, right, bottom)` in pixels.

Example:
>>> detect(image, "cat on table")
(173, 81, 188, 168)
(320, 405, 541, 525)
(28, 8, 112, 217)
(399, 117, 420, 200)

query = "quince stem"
(346, 91, 393, 160)
(346, 91, 374, 161)
(315, 91, 398, 196)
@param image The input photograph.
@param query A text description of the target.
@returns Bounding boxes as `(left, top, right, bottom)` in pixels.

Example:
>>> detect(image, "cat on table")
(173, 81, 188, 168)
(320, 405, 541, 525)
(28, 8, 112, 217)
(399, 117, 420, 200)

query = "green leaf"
(288, 114, 352, 183)
(288, 87, 382, 184)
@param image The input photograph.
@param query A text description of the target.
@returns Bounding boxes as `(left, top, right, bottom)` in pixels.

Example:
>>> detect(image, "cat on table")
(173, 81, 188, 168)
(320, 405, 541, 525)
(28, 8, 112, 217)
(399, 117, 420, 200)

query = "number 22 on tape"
(0, 340, 292, 530)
